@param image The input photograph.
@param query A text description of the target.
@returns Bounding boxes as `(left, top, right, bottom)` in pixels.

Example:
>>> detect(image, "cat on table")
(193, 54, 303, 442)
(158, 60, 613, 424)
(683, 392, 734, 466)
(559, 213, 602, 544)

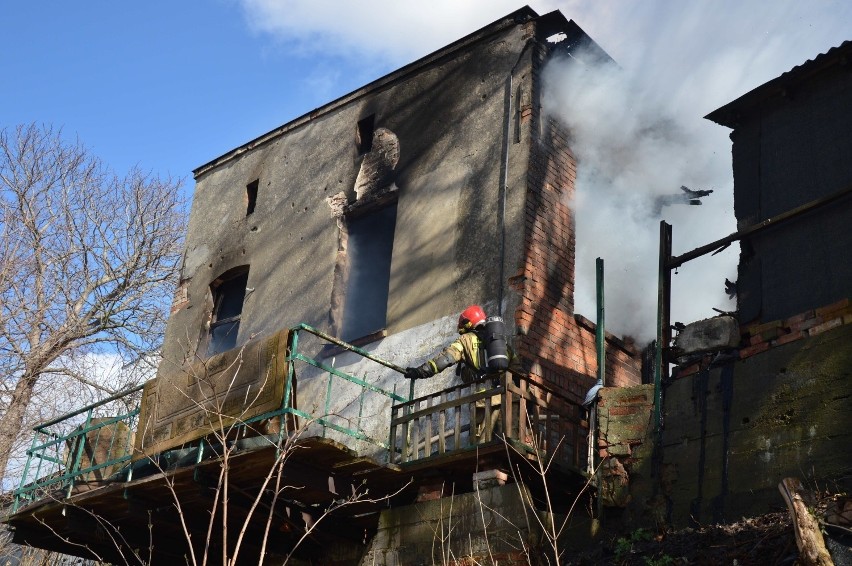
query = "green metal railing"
(13, 324, 409, 511)
(280, 323, 409, 448)
(13, 385, 143, 510)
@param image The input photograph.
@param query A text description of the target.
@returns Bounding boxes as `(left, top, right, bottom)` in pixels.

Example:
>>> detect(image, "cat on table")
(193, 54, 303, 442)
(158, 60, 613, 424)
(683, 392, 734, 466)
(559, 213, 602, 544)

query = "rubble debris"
(779, 477, 834, 566)
(653, 185, 714, 215)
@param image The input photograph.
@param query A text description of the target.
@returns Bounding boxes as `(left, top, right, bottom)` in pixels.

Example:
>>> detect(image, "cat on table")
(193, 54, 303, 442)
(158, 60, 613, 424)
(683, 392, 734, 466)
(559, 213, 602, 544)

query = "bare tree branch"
(0, 123, 186, 483)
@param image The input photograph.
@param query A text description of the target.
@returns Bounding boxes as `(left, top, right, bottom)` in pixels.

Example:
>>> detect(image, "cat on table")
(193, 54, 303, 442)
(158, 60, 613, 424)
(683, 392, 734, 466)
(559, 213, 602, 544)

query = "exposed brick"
(783, 309, 815, 326)
(808, 316, 843, 337)
(790, 316, 824, 332)
(746, 319, 783, 336)
(759, 326, 782, 341)
(815, 298, 850, 318)
(772, 330, 805, 346)
(739, 342, 770, 359)
(607, 405, 641, 416)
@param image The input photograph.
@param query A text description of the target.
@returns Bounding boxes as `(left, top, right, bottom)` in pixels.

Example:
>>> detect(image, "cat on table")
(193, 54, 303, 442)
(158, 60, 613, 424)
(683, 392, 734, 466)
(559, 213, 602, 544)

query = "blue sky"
(3, 1, 848, 183)
(2, 1, 849, 332)
(1, 1, 371, 180)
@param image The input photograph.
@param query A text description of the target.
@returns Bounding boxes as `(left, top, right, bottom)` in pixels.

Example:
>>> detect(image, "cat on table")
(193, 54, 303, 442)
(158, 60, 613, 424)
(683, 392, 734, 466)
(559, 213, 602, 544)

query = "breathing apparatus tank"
(481, 316, 509, 371)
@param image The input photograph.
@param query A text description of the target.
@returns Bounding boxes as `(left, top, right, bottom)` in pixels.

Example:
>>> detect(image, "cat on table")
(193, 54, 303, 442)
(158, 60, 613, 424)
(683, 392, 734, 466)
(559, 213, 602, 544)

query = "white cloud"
(239, 0, 553, 63)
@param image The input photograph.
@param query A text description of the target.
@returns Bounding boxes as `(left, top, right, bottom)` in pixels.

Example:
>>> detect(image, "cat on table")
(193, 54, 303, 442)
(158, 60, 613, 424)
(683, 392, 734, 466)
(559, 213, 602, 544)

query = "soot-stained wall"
(146, 9, 643, 460)
(164, 12, 538, 367)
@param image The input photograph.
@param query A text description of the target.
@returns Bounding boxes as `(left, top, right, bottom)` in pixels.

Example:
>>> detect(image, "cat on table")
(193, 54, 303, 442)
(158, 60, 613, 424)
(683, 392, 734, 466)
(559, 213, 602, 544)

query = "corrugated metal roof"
(705, 40, 852, 128)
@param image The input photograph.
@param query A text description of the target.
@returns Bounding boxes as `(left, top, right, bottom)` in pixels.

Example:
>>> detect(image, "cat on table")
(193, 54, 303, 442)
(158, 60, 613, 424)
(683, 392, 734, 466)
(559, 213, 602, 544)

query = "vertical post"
(283, 329, 299, 410)
(595, 257, 606, 388)
(654, 221, 673, 433)
(323, 360, 334, 438)
(595, 257, 605, 522)
(15, 431, 41, 511)
(67, 408, 94, 497)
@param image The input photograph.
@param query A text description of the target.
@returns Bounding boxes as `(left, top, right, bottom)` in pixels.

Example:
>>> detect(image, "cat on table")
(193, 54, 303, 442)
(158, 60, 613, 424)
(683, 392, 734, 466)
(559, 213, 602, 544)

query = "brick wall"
(596, 385, 655, 508)
(513, 40, 642, 407)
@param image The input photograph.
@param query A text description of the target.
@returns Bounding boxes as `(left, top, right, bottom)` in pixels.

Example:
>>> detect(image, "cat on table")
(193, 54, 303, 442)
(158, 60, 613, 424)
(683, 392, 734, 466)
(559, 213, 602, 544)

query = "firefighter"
(405, 305, 517, 442)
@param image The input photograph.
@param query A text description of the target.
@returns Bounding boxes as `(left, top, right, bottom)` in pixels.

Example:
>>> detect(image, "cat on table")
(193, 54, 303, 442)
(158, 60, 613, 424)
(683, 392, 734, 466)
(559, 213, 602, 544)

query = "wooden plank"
(503, 389, 513, 443)
(438, 391, 447, 455)
(454, 393, 461, 451)
(410, 401, 420, 461)
(401, 413, 410, 464)
(389, 407, 398, 465)
(779, 477, 833, 566)
(332, 457, 381, 473)
(390, 388, 499, 424)
(426, 394, 434, 456)
(468, 392, 477, 446)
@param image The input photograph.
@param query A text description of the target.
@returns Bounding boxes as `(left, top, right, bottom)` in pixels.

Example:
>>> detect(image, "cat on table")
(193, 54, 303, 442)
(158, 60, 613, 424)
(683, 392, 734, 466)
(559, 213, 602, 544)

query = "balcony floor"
(6, 434, 588, 564)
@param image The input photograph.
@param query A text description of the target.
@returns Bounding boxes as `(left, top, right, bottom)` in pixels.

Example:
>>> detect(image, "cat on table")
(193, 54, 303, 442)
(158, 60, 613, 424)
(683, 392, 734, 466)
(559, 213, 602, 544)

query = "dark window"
(356, 115, 375, 155)
(246, 179, 259, 216)
(208, 268, 249, 355)
(341, 204, 397, 340)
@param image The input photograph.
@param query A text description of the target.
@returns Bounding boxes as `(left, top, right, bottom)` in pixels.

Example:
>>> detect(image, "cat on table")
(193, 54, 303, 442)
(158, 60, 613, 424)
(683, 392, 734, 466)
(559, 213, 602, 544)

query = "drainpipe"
(497, 41, 533, 317)
(496, 72, 512, 318)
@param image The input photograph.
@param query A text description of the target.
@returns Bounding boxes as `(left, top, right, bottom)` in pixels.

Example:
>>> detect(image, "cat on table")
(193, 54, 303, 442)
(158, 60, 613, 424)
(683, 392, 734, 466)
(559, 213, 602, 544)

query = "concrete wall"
(358, 481, 596, 565)
(361, 484, 534, 565)
(150, 17, 541, 451)
(164, 19, 535, 368)
(608, 323, 852, 529)
(730, 58, 852, 324)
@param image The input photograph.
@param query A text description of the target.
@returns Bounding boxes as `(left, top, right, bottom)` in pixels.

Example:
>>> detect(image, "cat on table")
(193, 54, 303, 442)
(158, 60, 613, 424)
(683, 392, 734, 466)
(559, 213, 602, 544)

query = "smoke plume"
(543, 47, 736, 343)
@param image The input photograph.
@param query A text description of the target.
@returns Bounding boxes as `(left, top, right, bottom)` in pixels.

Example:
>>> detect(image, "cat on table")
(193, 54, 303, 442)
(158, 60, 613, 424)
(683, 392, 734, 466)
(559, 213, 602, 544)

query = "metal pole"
(596, 258, 605, 388)
(669, 183, 852, 269)
(654, 221, 672, 433)
(595, 257, 605, 522)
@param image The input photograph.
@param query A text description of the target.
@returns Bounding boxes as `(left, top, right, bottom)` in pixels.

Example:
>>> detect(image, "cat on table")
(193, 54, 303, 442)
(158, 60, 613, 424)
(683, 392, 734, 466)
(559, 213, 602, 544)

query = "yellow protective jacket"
(421, 331, 519, 384)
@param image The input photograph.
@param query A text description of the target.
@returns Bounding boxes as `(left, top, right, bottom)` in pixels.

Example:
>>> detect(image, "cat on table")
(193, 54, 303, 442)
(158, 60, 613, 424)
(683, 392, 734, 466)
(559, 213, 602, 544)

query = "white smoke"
(543, 48, 737, 342)
(538, 0, 850, 343)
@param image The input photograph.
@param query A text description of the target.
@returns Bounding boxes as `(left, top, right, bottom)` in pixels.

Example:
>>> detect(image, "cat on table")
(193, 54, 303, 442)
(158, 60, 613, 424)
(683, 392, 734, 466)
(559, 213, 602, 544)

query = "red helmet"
(458, 305, 486, 333)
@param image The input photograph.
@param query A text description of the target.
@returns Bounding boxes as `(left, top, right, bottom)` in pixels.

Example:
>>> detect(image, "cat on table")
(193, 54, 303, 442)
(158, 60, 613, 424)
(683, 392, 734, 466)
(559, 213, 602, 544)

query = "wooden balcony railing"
(389, 371, 585, 470)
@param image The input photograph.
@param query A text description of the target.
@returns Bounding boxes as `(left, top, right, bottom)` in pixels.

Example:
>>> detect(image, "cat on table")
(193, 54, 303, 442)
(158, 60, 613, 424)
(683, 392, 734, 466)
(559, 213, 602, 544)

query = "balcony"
(5, 324, 588, 564)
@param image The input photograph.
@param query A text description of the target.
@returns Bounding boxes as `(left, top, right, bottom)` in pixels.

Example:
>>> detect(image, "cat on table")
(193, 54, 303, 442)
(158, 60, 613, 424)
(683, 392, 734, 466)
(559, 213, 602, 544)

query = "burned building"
(6, 7, 643, 565)
(596, 40, 852, 531)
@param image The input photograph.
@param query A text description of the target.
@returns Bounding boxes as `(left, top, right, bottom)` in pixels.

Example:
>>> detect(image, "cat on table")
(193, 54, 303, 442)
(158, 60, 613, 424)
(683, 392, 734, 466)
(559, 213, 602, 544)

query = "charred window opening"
(246, 179, 259, 216)
(340, 203, 397, 341)
(356, 115, 375, 155)
(208, 267, 249, 356)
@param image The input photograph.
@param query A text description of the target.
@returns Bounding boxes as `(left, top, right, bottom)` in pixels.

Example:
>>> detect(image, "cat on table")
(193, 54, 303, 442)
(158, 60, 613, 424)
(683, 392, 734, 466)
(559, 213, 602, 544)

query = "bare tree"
(0, 123, 186, 483)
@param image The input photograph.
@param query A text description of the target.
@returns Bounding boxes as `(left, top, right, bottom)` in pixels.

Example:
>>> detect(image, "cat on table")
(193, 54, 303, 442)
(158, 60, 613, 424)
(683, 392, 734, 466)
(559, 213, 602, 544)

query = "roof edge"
(193, 6, 542, 179)
(706, 40, 852, 128)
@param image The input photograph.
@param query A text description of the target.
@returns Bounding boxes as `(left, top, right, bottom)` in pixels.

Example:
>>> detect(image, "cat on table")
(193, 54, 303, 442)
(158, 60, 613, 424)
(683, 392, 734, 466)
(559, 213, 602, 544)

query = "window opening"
(208, 268, 249, 355)
(246, 179, 259, 216)
(341, 203, 397, 341)
(356, 115, 375, 155)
